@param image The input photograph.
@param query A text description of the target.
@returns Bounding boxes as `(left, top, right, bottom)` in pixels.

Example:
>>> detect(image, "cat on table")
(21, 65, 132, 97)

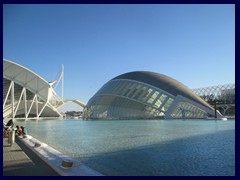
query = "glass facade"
(83, 71, 220, 120)
(170, 101, 207, 119)
(83, 79, 175, 119)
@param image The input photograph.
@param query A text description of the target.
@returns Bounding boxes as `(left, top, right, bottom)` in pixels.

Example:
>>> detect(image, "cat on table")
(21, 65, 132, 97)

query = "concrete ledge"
(18, 135, 103, 176)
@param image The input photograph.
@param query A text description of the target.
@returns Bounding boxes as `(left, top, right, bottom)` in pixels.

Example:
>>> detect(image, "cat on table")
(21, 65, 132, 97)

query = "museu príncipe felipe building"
(83, 71, 224, 120)
(3, 59, 68, 119)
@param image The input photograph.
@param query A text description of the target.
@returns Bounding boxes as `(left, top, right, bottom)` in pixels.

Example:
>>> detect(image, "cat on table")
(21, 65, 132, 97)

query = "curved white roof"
(3, 59, 51, 101)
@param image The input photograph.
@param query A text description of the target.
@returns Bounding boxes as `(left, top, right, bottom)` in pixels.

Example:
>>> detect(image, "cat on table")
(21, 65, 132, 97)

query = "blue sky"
(3, 4, 235, 112)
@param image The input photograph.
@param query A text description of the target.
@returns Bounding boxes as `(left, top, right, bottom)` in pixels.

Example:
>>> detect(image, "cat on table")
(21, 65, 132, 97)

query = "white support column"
(11, 82, 15, 118)
(24, 88, 27, 119)
(3, 81, 13, 109)
(26, 95, 37, 118)
(13, 87, 25, 117)
(48, 103, 63, 117)
(38, 101, 48, 118)
(62, 64, 64, 100)
(36, 95, 39, 118)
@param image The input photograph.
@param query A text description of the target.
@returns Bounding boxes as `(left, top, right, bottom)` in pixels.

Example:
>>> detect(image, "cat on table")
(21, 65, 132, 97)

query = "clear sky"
(3, 4, 235, 112)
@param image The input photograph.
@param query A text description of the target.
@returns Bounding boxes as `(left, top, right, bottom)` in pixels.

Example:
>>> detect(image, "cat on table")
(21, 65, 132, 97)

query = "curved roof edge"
(3, 59, 50, 86)
(3, 59, 51, 86)
(3, 59, 54, 101)
(112, 71, 213, 110)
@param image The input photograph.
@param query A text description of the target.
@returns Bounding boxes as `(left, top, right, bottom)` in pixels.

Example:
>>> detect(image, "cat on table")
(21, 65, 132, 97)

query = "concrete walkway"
(3, 137, 59, 176)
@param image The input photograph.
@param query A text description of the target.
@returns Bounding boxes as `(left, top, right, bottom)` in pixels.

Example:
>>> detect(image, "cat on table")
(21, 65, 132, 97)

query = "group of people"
(15, 125, 27, 136)
(3, 118, 27, 137)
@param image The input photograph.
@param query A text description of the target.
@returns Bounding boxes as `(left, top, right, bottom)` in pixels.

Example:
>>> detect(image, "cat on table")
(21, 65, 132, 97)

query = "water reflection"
(14, 119, 235, 176)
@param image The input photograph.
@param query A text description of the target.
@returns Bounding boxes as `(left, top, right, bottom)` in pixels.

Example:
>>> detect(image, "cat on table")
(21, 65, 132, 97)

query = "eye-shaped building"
(83, 71, 223, 120)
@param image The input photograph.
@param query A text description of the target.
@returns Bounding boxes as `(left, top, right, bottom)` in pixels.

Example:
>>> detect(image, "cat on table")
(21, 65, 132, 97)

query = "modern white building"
(3, 59, 223, 120)
(3, 59, 67, 119)
(83, 71, 224, 120)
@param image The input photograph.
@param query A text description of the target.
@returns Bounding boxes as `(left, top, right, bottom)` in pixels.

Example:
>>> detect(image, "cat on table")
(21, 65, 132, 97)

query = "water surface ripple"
(15, 119, 235, 176)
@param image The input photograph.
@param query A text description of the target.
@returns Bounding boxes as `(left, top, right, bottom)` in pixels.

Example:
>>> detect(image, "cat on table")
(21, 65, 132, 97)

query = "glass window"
(120, 82, 129, 96)
(118, 81, 128, 94)
(125, 83, 137, 97)
(144, 106, 152, 113)
(127, 84, 138, 98)
(140, 88, 153, 102)
(170, 101, 207, 118)
(161, 98, 174, 112)
(112, 81, 122, 93)
(154, 93, 167, 108)
(157, 111, 165, 117)
(133, 85, 144, 100)
(147, 91, 159, 104)
(111, 81, 121, 93)
(129, 84, 141, 99)
(120, 82, 132, 96)
(136, 86, 147, 101)
(112, 81, 123, 94)
(150, 108, 157, 115)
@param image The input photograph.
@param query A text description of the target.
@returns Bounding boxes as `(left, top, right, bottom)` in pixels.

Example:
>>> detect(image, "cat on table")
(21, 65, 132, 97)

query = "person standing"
(5, 119, 14, 129)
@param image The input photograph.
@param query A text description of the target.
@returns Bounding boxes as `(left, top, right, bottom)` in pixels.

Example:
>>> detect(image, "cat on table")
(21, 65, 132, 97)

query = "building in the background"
(3, 59, 66, 119)
(192, 84, 235, 117)
(4, 59, 230, 120)
(3, 59, 86, 120)
(83, 71, 223, 120)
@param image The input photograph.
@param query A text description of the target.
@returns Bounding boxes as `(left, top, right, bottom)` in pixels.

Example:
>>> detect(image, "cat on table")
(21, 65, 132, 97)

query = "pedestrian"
(16, 125, 23, 136)
(21, 126, 27, 135)
(5, 119, 14, 129)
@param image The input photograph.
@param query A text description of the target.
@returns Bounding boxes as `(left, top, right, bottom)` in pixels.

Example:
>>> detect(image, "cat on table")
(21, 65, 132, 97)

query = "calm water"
(14, 119, 235, 176)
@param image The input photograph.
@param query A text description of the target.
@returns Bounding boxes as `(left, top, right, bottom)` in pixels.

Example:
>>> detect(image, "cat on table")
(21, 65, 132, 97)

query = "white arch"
(61, 99, 86, 108)
(4, 59, 51, 101)
(3, 59, 63, 119)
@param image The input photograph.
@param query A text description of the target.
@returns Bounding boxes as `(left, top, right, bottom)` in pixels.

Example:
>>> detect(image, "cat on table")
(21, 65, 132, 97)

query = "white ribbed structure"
(3, 59, 85, 119)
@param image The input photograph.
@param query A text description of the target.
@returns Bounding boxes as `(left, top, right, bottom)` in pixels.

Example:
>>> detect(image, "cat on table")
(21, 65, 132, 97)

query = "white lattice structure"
(192, 84, 235, 101)
(192, 84, 235, 116)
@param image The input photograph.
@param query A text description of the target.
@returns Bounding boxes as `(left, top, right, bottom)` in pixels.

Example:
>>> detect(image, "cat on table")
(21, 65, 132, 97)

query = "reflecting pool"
(14, 119, 235, 176)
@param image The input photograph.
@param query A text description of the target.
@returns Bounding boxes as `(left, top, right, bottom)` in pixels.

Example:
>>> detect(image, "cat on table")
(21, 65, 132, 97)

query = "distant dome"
(83, 71, 222, 120)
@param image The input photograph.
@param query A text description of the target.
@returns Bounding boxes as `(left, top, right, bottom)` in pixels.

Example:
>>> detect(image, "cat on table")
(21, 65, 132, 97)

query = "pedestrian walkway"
(3, 137, 59, 176)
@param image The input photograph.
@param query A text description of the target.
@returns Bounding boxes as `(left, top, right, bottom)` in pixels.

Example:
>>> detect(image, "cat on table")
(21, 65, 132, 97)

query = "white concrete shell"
(83, 71, 223, 120)
(3, 59, 64, 119)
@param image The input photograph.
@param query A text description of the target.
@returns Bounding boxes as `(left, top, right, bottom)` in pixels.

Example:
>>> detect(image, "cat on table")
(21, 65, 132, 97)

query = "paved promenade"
(3, 137, 59, 176)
